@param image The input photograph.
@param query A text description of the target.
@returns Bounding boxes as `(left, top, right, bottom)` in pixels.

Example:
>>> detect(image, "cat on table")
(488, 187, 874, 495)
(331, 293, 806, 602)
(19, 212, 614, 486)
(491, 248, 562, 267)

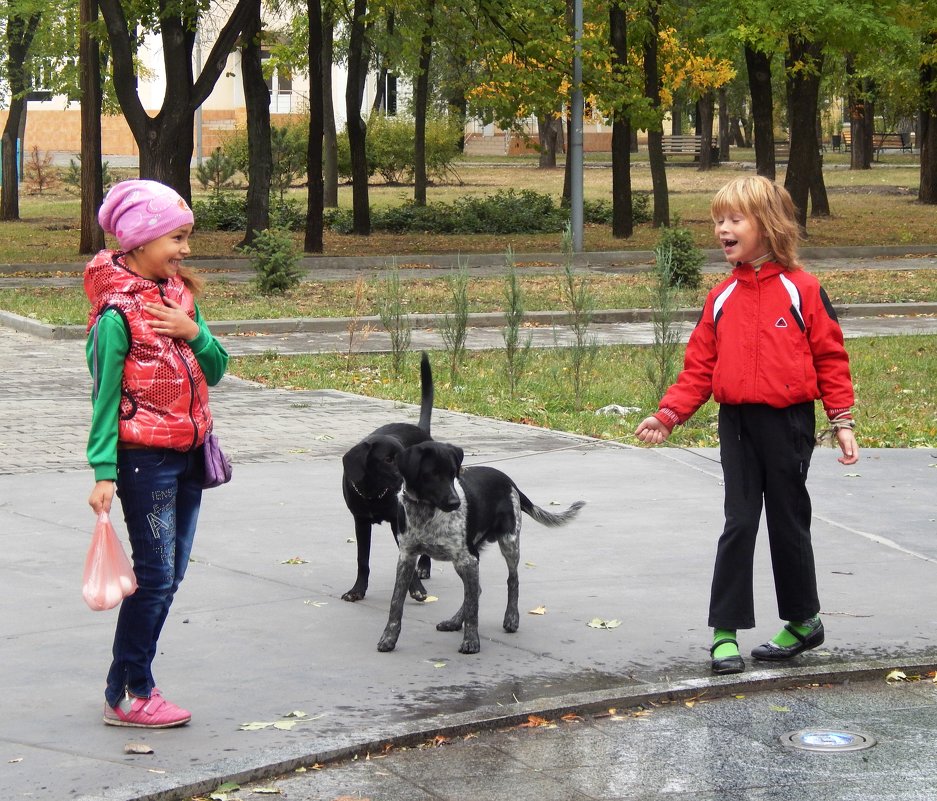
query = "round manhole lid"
(780, 729, 877, 752)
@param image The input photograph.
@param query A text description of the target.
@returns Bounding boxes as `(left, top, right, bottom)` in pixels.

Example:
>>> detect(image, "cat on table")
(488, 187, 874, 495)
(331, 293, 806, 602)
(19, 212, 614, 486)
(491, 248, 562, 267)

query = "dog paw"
(341, 589, 366, 602)
(459, 638, 480, 654)
(437, 618, 463, 632)
(503, 614, 519, 633)
(377, 636, 397, 652)
(408, 582, 428, 602)
(416, 556, 432, 580)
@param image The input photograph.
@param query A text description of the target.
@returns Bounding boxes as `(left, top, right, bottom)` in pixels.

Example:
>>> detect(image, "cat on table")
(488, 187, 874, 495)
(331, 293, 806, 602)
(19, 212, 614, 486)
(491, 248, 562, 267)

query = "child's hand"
(835, 427, 859, 465)
(89, 479, 115, 515)
(145, 298, 200, 341)
(635, 416, 672, 445)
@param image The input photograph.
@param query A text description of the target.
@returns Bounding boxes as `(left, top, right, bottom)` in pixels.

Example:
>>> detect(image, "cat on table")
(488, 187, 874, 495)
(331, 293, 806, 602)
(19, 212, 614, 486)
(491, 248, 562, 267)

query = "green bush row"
(194, 189, 652, 237)
(324, 190, 652, 235)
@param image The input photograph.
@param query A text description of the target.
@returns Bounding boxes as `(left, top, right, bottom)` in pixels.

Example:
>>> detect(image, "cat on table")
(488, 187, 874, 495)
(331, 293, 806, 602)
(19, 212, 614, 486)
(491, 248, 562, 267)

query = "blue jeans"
(105, 446, 203, 707)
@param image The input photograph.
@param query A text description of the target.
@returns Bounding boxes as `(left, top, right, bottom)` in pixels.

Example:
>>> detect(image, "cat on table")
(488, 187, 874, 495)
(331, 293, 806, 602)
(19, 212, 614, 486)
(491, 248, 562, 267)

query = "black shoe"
(751, 620, 825, 661)
(710, 637, 745, 675)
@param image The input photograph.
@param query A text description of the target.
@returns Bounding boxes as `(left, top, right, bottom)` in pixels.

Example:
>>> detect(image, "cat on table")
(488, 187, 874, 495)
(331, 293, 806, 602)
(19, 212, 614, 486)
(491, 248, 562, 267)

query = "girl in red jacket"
(635, 175, 858, 675)
(85, 180, 229, 727)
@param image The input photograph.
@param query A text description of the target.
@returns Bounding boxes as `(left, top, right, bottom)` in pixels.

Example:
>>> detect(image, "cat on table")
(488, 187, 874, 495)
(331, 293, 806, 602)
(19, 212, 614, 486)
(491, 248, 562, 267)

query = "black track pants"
(708, 402, 820, 630)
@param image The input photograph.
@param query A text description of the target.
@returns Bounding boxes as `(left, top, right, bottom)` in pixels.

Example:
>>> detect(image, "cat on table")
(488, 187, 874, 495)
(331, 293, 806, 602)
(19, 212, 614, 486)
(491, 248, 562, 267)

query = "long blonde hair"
(711, 175, 803, 269)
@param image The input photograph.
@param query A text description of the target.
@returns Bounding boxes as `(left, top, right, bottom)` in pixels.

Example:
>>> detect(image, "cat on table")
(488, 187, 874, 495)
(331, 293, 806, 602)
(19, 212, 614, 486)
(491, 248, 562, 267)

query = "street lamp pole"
(570, 0, 584, 252)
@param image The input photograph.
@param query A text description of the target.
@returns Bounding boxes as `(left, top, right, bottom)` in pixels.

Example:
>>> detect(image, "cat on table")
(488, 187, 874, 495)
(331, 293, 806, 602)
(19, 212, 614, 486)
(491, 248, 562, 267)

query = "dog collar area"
(350, 480, 392, 500)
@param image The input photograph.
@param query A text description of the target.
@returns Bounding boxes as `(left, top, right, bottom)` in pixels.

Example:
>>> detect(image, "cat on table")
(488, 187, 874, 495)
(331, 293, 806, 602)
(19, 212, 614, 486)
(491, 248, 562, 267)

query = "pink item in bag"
(82, 511, 137, 611)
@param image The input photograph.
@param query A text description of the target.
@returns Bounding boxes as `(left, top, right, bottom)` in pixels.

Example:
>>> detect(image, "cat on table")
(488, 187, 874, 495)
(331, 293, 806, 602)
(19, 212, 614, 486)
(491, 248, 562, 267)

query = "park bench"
(774, 140, 791, 160)
(874, 132, 912, 154)
(660, 134, 719, 160)
(839, 129, 912, 155)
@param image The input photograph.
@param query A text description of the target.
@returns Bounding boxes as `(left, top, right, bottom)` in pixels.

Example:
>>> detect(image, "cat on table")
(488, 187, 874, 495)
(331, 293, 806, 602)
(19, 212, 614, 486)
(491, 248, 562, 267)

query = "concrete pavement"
(1, 250, 936, 801)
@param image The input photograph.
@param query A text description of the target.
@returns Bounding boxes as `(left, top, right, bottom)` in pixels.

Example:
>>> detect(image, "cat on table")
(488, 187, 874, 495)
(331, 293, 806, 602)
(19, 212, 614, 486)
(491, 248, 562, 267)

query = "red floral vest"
(85, 250, 212, 451)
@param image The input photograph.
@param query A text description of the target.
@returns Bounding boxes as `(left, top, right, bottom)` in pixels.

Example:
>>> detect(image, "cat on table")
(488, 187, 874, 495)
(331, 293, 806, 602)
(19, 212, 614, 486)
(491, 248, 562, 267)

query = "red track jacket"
(655, 261, 855, 430)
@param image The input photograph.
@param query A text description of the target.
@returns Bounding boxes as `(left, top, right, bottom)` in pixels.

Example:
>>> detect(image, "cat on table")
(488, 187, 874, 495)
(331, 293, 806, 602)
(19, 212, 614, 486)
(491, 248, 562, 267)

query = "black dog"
(341, 352, 433, 602)
(377, 441, 585, 654)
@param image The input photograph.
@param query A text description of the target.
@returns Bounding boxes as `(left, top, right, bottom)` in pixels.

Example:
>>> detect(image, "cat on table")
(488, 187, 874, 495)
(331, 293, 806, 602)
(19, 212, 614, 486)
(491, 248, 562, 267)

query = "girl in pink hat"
(84, 180, 229, 728)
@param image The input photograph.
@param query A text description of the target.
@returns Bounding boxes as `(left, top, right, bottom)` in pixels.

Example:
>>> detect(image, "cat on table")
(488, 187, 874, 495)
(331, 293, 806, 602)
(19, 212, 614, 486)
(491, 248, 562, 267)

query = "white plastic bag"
(82, 511, 137, 611)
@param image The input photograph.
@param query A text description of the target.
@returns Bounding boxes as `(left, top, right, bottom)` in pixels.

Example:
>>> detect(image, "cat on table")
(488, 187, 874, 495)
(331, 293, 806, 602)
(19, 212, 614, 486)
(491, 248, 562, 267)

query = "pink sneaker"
(103, 692, 191, 728)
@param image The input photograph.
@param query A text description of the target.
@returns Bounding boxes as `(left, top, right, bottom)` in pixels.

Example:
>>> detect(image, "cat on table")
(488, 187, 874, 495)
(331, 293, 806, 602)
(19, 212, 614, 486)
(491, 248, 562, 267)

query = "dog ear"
(342, 441, 371, 484)
(449, 444, 464, 470)
(394, 445, 415, 480)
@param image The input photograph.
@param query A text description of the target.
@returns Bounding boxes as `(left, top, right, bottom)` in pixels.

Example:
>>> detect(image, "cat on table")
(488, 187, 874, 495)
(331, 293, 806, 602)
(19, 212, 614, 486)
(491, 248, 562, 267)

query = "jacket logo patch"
(775, 317, 788, 328)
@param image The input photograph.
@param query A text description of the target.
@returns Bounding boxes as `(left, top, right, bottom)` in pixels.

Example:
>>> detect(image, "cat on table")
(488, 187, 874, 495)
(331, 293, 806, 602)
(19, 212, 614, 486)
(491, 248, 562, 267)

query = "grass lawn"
(230, 336, 937, 449)
(0, 156, 933, 264)
(2, 269, 936, 326)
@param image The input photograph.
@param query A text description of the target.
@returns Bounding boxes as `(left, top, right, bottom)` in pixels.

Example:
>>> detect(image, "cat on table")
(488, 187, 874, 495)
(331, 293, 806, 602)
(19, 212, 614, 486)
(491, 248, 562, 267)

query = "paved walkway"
(1, 251, 936, 801)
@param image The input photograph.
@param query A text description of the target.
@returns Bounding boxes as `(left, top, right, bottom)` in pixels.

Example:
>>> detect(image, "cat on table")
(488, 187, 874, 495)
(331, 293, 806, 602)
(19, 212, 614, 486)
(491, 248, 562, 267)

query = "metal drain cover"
(781, 729, 877, 752)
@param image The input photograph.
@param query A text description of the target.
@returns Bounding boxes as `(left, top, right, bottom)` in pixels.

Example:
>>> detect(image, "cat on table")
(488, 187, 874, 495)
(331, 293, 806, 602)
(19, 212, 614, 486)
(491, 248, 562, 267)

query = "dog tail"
(519, 493, 585, 527)
(418, 351, 434, 434)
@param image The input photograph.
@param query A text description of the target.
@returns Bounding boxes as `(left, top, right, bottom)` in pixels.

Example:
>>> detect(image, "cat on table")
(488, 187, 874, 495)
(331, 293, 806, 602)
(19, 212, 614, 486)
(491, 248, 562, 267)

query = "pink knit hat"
(98, 180, 194, 252)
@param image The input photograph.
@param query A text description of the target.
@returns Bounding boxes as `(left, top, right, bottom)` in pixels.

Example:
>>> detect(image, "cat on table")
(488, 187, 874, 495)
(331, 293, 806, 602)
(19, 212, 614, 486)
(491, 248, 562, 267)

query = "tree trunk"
(643, 0, 668, 227)
(537, 115, 562, 167)
(920, 34, 937, 204)
(239, 3, 271, 248)
(345, 0, 370, 234)
(670, 90, 683, 135)
(413, 0, 434, 206)
(305, 0, 325, 251)
(783, 34, 828, 230)
(609, 1, 632, 238)
(698, 91, 715, 171)
(322, 9, 338, 207)
(79, 0, 105, 253)
(745, 44, 776, 180)
(371, 11, 393, 113)
(1, 10, 41, 222)
(99, 0, 256, 202)
(718, 87, 730, 161)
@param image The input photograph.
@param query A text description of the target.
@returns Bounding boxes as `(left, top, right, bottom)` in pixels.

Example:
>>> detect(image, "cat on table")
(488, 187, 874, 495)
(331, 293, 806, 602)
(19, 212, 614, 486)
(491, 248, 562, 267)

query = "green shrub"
(656, 219, 704, 288)
(580, 193, 651, 225)
(271, 123, 308, 199)
(270, 197, 306, 231)
(192, 192, 247, 232)
(244, 228, 303, 295)
(336, 114, 461, 184)
(196, 148, 238, 193)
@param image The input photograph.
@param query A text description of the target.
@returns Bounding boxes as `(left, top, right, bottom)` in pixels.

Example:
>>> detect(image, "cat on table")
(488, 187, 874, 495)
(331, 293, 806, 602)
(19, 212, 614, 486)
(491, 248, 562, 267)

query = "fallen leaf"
(251, 788, 282, 795)
(124, 742, 154, 754)
(8, 758, 23, 763)
(587, 617, 622, 629)
(770, 705, 791, 713)
(281, 556, 308, 565)
(304, 600, 328, 607)
(844, 473, 861, 478)
(283, 711, 307, 719)
(519, 715, 554, 728)
(422, 595, 439, 603)
(528, 605, 547, 615)
(886, 669, 908, 683)
(524, 561, 537, 568)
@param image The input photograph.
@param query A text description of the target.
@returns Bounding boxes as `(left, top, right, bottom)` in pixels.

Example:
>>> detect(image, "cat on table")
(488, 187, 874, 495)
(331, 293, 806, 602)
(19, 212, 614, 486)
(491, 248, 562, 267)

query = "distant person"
(85, 180, 229, 727)
(634, 175, 858, 675)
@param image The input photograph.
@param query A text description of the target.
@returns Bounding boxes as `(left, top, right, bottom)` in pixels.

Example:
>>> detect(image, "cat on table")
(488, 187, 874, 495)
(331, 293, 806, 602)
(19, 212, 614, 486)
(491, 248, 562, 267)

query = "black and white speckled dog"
(340, 352, 434, 602)
(377, 441, 585, 654)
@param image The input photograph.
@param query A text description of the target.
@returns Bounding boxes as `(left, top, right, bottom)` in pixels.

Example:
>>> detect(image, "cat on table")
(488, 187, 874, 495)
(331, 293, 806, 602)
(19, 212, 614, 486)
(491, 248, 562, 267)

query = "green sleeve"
(188, 302, 229, 386)
(85, 310, 129, 482)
